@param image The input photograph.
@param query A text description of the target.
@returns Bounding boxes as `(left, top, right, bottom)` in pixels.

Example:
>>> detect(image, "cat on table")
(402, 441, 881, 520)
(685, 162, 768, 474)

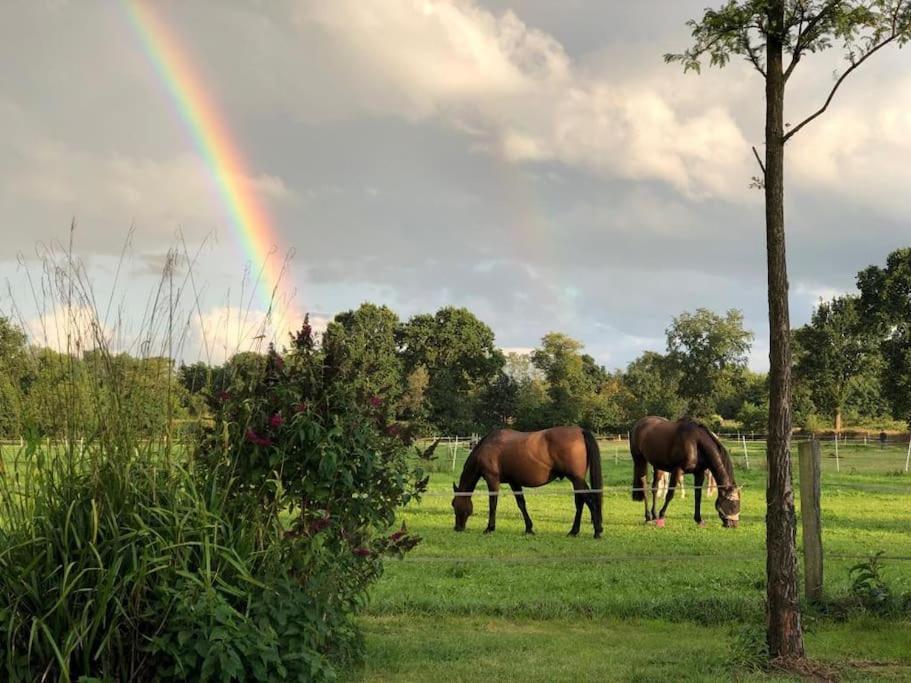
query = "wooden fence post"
(798, 440, 823, 602)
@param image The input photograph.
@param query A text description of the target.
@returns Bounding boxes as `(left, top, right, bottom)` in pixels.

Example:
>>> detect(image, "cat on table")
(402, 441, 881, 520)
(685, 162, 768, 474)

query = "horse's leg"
(568, 476, 587, 537)
(649, 469, 661, 521)
(581, 480, 603, 539)
(693, 469, 706, 526)
(484, 477, 499, 533)
(658, 467, 683, 520)
(510, 483, 534, 534)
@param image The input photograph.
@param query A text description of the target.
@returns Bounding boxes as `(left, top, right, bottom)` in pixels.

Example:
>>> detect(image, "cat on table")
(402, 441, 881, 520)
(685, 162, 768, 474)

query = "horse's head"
(715, 485, 741, 527)
(451, 483, 473, 531)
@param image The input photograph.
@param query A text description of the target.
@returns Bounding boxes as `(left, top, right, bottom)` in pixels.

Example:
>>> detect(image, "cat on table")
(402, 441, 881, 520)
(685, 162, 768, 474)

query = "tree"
(667, 0, 911, 660)
(399, 307, 504, 433)
(858, 247, 911, 423)
(665, 308, 753, 417)
(531, 333, 595, 426)
(621, 351, 686, 422)
(0, 318, 30, 438)
(794, 296, 882, 430)
(322, 303, 404, 420)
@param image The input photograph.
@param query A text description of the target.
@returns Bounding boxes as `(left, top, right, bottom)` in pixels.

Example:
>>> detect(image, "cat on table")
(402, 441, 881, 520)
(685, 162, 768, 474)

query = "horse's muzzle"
(722, 519, 739, 528)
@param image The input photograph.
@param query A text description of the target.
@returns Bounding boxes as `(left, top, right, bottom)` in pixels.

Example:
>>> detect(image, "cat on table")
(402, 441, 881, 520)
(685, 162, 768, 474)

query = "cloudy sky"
(1, 1, 908, 368)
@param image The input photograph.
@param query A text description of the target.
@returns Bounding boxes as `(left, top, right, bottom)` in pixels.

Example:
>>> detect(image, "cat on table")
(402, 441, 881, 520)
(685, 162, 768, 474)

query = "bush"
(736, 402, 767, 433)
(0, 307, 422, 680)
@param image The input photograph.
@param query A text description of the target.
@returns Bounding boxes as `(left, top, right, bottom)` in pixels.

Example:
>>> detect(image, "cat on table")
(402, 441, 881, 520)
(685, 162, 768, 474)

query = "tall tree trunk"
(764, 1, 805, 661)
(834, 408, 842, 433)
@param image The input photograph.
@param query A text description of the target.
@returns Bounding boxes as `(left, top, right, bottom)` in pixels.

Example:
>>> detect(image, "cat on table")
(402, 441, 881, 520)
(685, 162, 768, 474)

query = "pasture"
(360, 438, 911, 681)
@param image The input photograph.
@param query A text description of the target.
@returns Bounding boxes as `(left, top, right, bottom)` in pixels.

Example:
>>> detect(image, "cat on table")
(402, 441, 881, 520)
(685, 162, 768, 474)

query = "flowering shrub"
(174, 317, 424, 680)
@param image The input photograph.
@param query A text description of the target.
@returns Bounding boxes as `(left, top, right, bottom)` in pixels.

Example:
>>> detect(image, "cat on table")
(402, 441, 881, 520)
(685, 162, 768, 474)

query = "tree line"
(1, 247, 909, 439)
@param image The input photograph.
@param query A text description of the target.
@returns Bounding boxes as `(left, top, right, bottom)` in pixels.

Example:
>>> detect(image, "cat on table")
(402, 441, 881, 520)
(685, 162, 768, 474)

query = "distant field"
(363, 439, 911, 681)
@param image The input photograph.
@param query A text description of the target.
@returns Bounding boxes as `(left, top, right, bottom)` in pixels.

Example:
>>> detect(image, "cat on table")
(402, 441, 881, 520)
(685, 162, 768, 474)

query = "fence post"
(905, 434, 911, 473)
(798, 440, 823, 602)
(452, 436, 459, 472)
(833, 433, 840, 472)
(741, 434, 750, 469)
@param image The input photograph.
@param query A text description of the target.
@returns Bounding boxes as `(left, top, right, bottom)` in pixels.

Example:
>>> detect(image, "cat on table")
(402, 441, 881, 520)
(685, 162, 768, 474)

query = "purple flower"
(269, 413, 285, 428)
(353, 547, 372, 558)
(217, 390, 231, 402)
(245, 429, 273, 447)
(389, 530, 405, 541)
(295, 402, 308, 414)
(369, 395, 383, 408)
(309, 513, 331, 535)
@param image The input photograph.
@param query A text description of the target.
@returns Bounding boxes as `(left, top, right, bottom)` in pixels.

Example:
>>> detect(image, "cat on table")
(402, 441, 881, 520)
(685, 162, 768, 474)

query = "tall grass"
(0, 244, 278, 680)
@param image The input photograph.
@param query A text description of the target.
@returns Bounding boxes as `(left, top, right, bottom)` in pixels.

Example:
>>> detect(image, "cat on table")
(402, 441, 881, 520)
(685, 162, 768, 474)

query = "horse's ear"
(452, 483, 458, 492)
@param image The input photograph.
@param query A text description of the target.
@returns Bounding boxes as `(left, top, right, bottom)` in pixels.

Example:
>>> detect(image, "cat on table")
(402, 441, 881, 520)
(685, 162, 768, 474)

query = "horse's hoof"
(697, 521, 706, 528)
(567, 529, 579, 537)
(593, 532, 602, 539)
(525, 529, 535, 535)
(484, 527, 495, 534)
(655, 518, 666, 528)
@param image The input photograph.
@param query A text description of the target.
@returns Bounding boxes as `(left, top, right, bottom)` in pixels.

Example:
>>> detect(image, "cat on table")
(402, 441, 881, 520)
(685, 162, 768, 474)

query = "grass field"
(359, 439, 911, 681)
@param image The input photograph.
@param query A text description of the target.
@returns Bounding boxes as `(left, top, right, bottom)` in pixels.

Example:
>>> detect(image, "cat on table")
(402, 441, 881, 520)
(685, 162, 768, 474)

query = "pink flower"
(389, 530, 405, 541)
(269, 413, 284, 428)
(295, 402, 308, 414)
(245, 429, 273, 447)
(369, 395, 383, 408)
(385, 424, 401, 437)
(353, 547, 372, 558)
(216, 390, 231, 402)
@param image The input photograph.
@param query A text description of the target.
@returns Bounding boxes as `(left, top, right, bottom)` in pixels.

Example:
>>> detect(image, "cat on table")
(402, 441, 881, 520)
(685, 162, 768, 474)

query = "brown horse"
(630, 416, 740, 527)
(451, 426, 603, 538)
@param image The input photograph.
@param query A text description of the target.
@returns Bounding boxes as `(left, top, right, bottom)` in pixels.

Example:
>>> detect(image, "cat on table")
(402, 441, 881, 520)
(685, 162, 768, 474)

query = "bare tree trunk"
(834, 408, 842, 434)
(764, 1, 805, 661)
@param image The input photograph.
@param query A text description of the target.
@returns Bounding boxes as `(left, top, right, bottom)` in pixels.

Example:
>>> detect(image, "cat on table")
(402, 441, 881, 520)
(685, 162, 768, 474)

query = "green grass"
(363, 442, 911, 680)
(358, 615, 911, 682)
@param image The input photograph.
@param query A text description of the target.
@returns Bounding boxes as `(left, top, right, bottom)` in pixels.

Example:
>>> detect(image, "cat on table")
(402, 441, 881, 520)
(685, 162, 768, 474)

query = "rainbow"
(125, 1, 294, 331)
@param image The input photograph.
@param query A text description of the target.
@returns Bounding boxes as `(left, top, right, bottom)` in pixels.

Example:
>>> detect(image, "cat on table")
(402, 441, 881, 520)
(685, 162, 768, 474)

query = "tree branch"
(752, 146, 766, 176)
(784, 0, 841, 82)
(784, 33, 899, 143)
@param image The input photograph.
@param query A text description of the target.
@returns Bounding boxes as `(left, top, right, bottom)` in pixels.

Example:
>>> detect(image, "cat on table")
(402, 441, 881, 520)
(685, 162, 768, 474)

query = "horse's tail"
(629, 428, 647, 502)
(582, 429, 603, 527)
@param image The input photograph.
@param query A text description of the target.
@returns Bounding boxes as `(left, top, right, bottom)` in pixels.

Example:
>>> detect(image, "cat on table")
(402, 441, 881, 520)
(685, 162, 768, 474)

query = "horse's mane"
(679, 417, 735, 481)
(456, 431, 495, 489)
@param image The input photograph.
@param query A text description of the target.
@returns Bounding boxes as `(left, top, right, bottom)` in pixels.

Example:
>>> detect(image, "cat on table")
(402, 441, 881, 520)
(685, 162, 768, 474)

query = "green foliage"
(621, 351, 685, 421)
(794, 296, 884, 429)
(0, 309, 422, 680)
(399, 307, 504, 433)
(665, 308, 753, 417)
(728, 622, 769, 672)
(859, 248, 911, 423)
(737, 401, 768, 433)
(323, 303, 404, 420)
(849, 552, 894, 615)
(665, 1, 911, 80)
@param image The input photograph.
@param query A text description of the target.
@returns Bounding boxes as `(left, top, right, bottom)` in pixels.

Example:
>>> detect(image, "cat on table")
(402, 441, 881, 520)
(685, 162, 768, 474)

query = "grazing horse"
(630, 416, 740, 527)
(451, 426, 603, 538)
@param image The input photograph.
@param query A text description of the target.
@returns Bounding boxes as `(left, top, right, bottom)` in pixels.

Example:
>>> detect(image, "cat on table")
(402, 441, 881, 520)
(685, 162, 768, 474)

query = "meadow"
(359, 439, 911, 681)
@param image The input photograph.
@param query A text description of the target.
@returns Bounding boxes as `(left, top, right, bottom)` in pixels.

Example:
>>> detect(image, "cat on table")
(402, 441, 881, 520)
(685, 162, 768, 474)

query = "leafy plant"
(849, 551, 893, 615)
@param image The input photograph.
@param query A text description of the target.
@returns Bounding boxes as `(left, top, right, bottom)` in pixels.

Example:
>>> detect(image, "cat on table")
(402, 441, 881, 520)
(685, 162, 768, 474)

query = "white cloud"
(25, 305, 113, 354)
(188, 306, 329, 364)
(296, 0, 753, 199)
(788, 73, 911, 217)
